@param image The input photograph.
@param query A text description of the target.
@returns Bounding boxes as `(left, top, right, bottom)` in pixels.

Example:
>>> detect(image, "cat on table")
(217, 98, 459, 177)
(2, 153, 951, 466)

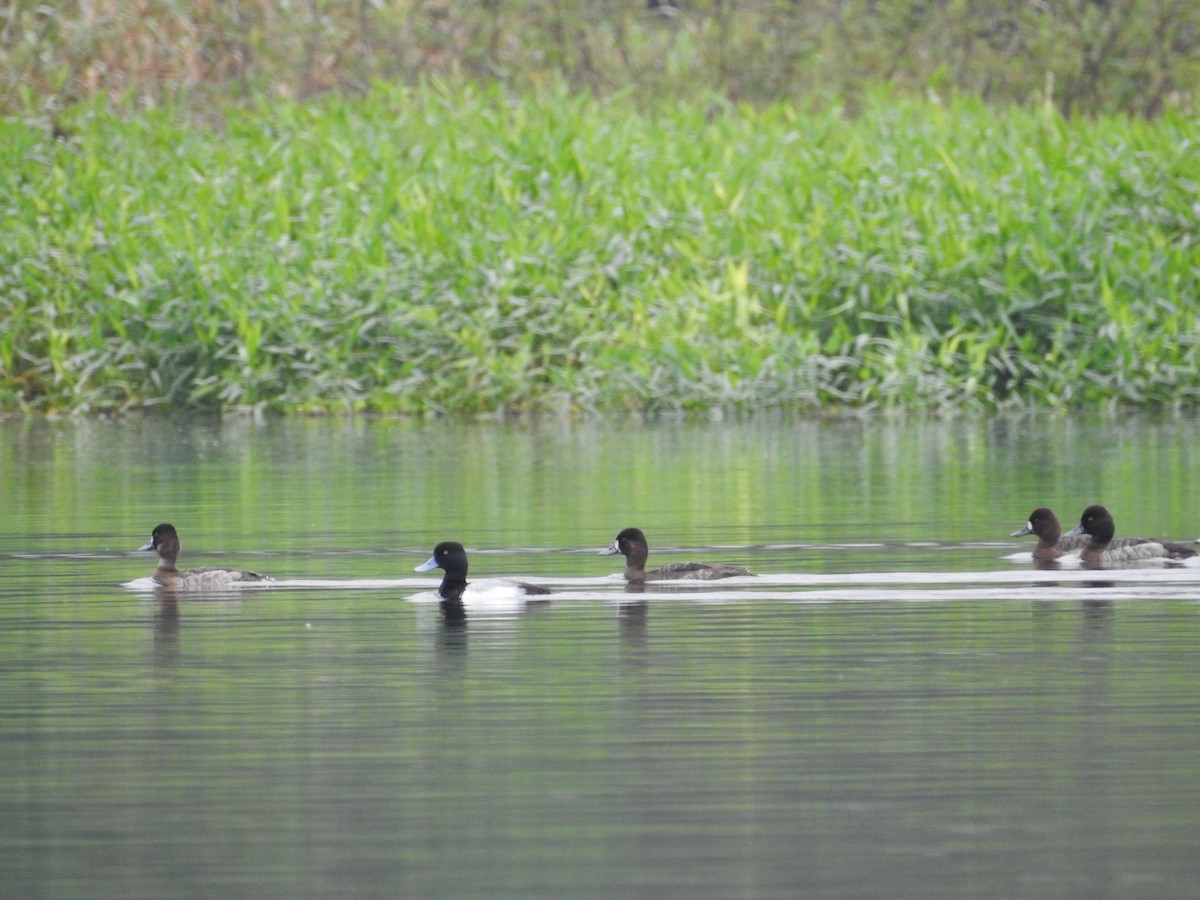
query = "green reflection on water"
(3, 415, 1200, 896)
(4, 414, 1198, 560)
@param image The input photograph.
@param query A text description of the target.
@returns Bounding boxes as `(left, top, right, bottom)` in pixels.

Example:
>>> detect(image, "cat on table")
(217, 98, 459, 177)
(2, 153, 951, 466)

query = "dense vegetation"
(3, 0, 1198, 117)
(3, 1, 1199, 415)
(3, 85, 1198, 415)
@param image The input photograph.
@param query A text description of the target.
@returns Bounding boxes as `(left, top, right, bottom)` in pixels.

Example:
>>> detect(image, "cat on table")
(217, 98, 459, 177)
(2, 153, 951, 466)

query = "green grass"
(3, 84, 1199, 415)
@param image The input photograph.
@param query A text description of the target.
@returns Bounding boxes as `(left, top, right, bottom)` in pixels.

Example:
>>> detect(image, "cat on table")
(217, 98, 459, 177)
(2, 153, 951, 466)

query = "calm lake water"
(3, 415, 1200, 898)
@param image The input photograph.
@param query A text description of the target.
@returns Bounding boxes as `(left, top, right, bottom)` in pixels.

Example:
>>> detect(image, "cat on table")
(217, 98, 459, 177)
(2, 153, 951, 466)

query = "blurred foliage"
(1, 0, 1197, 117)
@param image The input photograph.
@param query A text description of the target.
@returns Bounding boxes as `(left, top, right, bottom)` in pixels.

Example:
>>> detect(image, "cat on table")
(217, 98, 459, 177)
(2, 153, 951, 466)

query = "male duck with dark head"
(415, 541, 551, 617)
(139, 523, 272, 590)
(1011, 507, 1143, 561)
(601, 527, 753, 582)
(1063, 505, 1197, 568)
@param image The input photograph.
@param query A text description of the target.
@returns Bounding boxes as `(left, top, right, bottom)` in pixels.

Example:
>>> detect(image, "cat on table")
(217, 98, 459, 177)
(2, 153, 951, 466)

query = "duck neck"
(623, 565, 648, 583)
(623, 545, 648, 571)
(439, 576, 467, 602)
(1089, 523, 1114, 550)
(1037, 535, 1059, 553)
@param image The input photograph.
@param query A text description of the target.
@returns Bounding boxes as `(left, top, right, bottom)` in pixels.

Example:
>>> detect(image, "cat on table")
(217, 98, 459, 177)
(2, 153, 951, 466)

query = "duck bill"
(599, 541, 620, 556)
(1010, 523, 1033, 537)
(137, 539, 155, 552)
(1062, 523, 1085, 539)
(414, 555, 439, 572)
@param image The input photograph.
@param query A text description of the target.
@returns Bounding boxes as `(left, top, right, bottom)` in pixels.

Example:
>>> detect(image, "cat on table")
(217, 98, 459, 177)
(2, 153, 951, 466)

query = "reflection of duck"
(153, 595, 181, 666)
(414, 541, 551, 620)
(138, 523, 272, 590)
(1064, 505, 1197, 568)
(618, 600, 648, 646)
(600, 527, 753, 582)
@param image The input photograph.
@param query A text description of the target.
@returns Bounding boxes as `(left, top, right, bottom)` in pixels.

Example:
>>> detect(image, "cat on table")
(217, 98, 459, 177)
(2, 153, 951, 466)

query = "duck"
(414, 541, 551, 614)
(1010, 507, 1143, 561)
(600, 527, 753, 582)
(138, 523, 272, 589)
(1062, 505, 1197, 568)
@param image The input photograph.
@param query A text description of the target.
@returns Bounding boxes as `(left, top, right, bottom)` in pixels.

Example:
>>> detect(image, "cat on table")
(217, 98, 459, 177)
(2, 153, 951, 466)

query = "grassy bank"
(3, 85, 1199, 415)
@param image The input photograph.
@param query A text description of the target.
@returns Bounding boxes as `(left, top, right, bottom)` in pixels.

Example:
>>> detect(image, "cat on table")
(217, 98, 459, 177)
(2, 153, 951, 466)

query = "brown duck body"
(1012, 507, 1142, 561)
(601, 527, 753, 582)
(139, 523, 272, 590)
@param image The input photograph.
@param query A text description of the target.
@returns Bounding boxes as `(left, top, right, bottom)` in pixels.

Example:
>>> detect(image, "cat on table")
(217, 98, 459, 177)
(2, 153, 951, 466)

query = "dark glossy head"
(1011, 507, 1060, 540)
(139, 522, 181, 553)
(1064, 505, 1115, 545)
(601, 527, 647, 557)
(600, 528, 650, 572)
(415, 541, 468, 576)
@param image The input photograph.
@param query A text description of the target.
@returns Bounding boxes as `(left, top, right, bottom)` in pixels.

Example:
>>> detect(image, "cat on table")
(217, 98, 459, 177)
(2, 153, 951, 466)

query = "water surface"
(3, 415, 1200, 897)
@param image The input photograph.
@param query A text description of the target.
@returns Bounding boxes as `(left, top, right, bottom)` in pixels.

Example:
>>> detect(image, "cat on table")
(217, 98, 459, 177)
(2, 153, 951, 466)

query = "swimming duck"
(138, 523, 272, 589)
(600, 527, 753, 582)
(1062, 505, 1196, 568)
(1010, 507, 1142, 561)
(414, 541, 551, 613)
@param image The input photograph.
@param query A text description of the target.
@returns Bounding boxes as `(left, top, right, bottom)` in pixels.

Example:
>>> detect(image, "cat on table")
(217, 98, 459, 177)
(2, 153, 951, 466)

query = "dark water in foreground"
(3, 416, 1200, 898)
